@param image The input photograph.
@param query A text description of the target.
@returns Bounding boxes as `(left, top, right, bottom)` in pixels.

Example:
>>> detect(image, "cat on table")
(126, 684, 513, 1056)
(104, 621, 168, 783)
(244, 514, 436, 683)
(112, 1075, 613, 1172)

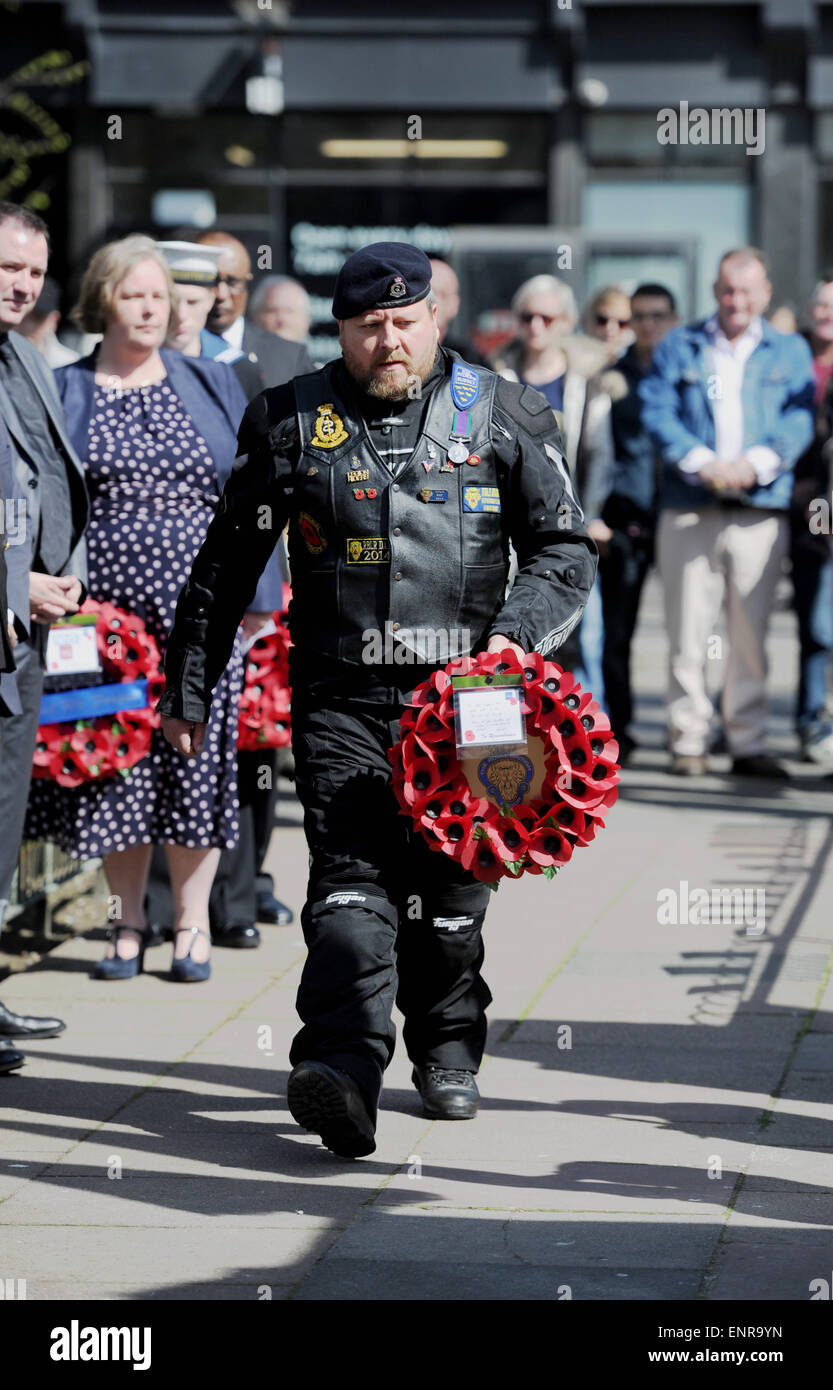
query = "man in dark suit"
(0, 204, 85, 1069)
(196, 231, 313, 395)
(192, 232, 313, 933)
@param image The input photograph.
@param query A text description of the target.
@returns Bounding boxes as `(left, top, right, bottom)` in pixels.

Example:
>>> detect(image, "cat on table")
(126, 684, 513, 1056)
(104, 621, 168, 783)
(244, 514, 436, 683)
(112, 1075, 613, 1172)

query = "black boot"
(412, 1065, 480, 1119)
(287, 1061, 376, 1157)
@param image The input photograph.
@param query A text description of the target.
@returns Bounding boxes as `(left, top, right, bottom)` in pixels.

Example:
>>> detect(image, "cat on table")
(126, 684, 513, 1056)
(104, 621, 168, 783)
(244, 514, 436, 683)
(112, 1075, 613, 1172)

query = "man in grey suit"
(0, 203, 89, 1070)
(0, 414, 25, 719)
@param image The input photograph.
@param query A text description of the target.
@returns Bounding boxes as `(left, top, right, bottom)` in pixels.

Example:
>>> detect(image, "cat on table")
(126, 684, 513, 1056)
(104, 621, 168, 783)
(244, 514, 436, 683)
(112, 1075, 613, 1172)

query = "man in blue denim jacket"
(640, 247, 814, 777)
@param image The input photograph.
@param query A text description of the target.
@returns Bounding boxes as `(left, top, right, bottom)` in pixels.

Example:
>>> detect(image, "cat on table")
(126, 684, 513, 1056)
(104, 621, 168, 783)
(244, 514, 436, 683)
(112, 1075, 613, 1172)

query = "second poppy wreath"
(237, 593, 292, 751)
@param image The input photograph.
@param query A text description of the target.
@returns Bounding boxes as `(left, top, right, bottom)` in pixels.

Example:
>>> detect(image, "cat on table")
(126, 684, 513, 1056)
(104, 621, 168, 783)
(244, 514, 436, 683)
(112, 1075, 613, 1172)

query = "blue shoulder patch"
(450, 360, 481, 410)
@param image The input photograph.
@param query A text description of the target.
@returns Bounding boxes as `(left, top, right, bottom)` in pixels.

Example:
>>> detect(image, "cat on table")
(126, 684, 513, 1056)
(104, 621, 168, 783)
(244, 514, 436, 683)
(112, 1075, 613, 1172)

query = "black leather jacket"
(159, 348, 597, 723)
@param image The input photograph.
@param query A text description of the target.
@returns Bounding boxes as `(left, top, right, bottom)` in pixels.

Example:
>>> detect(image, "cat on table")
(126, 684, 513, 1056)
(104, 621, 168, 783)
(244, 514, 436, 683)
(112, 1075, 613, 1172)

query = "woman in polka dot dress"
(24, 235, 274, 984)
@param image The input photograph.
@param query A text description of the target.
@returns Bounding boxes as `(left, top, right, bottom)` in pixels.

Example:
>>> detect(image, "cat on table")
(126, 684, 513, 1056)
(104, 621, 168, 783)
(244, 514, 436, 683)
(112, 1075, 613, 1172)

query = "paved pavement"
(3, 575, 833, 1301)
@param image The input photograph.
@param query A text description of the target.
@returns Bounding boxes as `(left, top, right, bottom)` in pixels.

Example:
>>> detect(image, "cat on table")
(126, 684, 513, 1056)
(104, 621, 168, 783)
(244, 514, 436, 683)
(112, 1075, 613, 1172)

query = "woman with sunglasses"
(585, 286, 635, 364)
(491, 274, 621, 707)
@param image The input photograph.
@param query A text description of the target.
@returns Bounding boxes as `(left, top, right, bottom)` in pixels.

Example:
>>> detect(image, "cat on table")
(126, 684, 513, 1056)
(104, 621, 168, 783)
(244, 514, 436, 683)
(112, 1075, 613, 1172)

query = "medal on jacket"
(447, 406, 472, 465)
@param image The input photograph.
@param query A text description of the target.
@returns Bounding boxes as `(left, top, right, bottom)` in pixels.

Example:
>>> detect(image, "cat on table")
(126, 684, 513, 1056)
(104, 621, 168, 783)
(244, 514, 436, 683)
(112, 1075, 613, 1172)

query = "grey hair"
(249, 273, 311, 318)
(511, 274, 577, 330)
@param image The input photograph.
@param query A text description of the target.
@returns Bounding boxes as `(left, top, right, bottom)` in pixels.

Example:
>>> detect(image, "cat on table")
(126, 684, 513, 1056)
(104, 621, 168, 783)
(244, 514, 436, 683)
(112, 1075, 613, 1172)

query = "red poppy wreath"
(388, 648, 620, 885)
(32, 599, 164, 788)
(237, 593, 292, 751)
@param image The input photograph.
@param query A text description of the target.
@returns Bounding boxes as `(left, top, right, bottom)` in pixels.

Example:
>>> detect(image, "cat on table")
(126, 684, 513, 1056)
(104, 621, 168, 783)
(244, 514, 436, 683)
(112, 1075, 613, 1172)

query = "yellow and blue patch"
(450, 361, 481, 410)
(463, 485, 501, 514)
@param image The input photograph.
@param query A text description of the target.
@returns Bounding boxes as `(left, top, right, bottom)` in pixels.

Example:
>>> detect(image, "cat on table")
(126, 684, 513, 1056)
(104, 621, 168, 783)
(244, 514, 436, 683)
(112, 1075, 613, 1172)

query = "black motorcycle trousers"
(288, 688, 493, 1119)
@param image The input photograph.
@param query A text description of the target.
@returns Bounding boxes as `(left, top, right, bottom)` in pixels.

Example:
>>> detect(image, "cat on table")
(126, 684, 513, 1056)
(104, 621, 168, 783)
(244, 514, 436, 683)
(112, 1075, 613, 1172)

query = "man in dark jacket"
(196, 231, 313, 396)
(196, 230, 314, 931)
(600, 284, 678, 761)
(159, 242, 596, 1158)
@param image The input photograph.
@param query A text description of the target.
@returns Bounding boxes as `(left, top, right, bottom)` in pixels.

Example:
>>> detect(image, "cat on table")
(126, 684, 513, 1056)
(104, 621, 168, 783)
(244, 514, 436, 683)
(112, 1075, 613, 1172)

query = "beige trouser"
(657, 507, 788, 758)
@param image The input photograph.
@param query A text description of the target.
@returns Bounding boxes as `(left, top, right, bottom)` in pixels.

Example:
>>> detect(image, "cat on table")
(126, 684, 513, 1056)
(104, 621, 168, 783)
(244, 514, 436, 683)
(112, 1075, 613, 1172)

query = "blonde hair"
(511, 274, 577, 331)
(583, 284, 631, 329)
(72, 234, 177, 334)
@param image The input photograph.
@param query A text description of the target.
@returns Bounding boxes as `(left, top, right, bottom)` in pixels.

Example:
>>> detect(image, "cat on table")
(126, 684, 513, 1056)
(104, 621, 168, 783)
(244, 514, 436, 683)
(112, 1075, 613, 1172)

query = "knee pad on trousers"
(305, 887, 398, 922)
(428, 908, 488, 936)
(301, 888, 399, 953)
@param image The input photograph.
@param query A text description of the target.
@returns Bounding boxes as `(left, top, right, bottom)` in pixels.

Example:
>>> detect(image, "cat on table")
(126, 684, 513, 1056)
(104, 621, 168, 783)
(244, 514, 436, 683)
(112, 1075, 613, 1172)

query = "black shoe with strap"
(287, 1060, 376, 1157)
(412, 1065, 480, 1119)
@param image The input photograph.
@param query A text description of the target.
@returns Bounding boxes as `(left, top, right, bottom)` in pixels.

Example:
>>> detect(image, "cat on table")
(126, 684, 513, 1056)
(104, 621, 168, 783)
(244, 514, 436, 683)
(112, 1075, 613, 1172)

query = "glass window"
(586, 112, 754, 167)
(584, 179, 751, 317)
(280, 112, 547, 173)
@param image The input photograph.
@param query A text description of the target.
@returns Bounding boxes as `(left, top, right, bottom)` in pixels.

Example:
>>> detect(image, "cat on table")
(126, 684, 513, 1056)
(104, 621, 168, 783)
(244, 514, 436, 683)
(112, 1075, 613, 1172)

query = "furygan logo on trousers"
(50, 1321, 151, 1371)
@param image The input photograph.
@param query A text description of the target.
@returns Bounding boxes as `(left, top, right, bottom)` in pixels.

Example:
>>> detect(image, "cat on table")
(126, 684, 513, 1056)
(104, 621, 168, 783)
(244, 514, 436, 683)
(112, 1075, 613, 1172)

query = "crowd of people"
(0, 202, 829, 1112)
(486, 250, 822, 779)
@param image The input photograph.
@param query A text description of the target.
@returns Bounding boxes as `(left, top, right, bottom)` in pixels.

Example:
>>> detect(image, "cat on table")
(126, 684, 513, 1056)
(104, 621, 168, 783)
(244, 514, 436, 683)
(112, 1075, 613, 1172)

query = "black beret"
(332, 241, 432, 320)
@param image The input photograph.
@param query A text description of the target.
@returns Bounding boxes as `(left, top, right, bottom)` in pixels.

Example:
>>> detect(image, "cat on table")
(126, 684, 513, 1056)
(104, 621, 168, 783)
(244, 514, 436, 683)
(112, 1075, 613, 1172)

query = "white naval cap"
(155, 240, 224, 286)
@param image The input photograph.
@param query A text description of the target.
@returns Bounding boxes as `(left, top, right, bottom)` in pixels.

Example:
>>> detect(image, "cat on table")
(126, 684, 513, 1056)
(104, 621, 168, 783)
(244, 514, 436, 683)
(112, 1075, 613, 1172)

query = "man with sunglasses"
(195, 231, 313, 398)
(194, 231, 314, 931)
(492, 275, 615, 706)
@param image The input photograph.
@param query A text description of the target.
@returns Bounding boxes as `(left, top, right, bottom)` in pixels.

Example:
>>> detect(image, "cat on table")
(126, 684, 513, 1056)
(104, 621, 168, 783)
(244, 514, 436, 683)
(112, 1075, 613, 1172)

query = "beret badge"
(389, 275, 407, 298)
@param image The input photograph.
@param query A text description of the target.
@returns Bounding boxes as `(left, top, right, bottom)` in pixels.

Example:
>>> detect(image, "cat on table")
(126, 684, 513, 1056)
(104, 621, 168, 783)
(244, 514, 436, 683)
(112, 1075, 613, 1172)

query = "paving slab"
(3, 579, 833, 1301)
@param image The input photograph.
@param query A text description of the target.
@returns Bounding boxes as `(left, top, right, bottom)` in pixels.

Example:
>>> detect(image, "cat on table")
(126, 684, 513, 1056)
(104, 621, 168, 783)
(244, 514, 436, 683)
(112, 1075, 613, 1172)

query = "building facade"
(2, 0, 832, 357)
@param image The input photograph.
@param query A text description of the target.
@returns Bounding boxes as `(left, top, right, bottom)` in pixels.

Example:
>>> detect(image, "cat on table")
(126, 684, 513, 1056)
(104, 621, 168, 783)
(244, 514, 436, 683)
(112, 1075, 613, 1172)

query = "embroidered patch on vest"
(463, 485, 501, 514)
(311, 403, 348, 449)
(450, 361, 481, 410)
(299, 512, 327, 554)
(346, 537, 391, 564)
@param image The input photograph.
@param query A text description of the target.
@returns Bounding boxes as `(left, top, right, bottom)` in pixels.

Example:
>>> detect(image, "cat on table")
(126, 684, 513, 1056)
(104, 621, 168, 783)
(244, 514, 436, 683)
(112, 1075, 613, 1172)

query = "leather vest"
(288, 358, 509, 666)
